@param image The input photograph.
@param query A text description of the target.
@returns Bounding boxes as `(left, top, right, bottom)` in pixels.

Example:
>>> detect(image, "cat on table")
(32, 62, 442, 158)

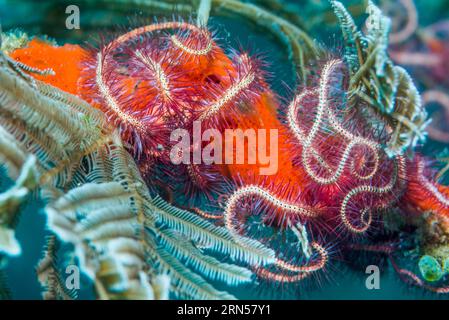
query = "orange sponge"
(9, 39, 86, 95)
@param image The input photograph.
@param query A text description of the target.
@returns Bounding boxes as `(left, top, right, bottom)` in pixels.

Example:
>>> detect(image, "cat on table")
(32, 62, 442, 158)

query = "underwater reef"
(1, 0, 449, 300)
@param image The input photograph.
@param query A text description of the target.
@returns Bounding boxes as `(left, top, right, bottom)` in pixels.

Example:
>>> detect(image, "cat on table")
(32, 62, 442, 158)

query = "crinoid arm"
(36, 235, 78, 300)
(331, 0, 429, 157)
(0, 270, 11, 300)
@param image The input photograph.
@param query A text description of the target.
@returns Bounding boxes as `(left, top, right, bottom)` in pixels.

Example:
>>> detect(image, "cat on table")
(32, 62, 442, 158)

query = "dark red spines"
(182, 163, 227, 205)
(79, 44, 173, 161)
(274, 57, 416, 239)
(124, 38, 202, 121)
(225, 173, 324, 231)
(194, 52, 269, 130)
(78, 20, 226, 163)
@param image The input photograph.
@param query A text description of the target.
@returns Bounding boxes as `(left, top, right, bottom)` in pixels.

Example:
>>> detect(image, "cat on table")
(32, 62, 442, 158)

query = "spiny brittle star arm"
(301, 59, 342, 148)
(199, 55, 256, 121)
(224, 185, 319, 232)
(96, 22, 213, 128)
(192, 207, 223, 220)
(95, 52, 145, 131)
(135, 50, 172, 102)
(287, 88, 333, 174)
(302, 137, 380, 185)
(255, 242, 327, 282)
(290, 59, 381, 184)
(340, 157, 404, 234)
(223, 185, 325, 279)
(274, 242, 327, 273)
(417, 159, 449, 207)
(107, 22, 213, 56)
(256, 268, 310, 282)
